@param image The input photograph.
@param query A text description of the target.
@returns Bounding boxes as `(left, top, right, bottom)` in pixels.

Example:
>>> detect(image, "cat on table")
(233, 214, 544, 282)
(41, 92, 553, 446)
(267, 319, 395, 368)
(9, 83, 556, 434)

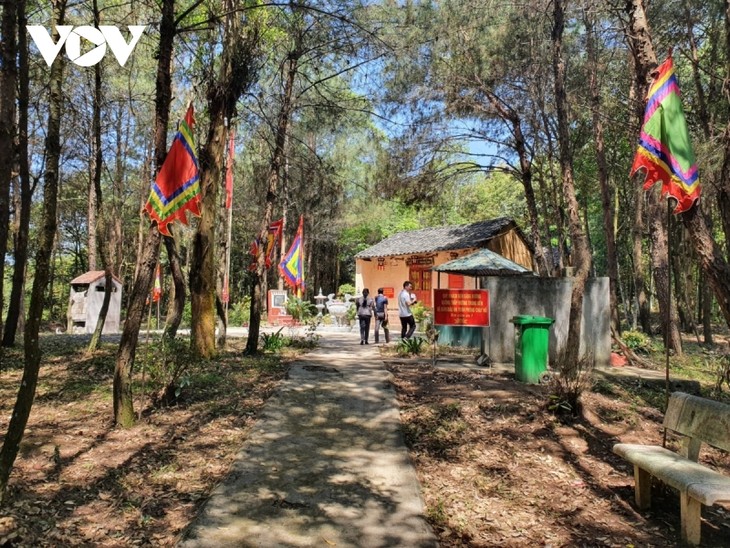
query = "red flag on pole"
(144, 105, 201, 235)
(152, 264, 162, 303)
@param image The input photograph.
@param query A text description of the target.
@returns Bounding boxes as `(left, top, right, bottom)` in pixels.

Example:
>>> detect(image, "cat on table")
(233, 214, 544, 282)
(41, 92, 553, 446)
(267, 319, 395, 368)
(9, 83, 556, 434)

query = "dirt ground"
(384, 358, 730, 547)
(0, 335, 729, 547)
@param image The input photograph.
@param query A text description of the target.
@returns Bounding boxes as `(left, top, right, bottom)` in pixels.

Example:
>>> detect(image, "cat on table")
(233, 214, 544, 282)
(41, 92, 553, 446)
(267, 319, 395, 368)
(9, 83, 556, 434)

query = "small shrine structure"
(67, 271, 123, 334)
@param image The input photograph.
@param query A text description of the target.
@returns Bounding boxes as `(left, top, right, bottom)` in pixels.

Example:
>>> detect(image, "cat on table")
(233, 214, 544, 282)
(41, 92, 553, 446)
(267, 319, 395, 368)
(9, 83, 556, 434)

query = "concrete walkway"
(179, 332, 438, 548)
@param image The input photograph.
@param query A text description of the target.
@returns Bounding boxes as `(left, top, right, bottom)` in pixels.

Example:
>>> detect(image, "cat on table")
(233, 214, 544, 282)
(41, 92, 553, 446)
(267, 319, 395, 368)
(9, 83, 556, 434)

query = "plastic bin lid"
(510, 315, 554, 325)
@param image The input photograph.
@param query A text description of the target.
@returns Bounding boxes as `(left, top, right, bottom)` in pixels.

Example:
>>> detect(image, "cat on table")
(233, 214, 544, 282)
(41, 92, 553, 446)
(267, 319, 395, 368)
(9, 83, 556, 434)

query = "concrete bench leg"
(634, 465, 651, 510)
(680, 492, 702, 546)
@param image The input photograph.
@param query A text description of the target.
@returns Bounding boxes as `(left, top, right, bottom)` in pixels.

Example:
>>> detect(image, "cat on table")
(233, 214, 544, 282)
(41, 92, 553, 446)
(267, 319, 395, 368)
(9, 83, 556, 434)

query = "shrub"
(138, 336, 200, 406)
(397, 336, 426, 356)
(261, 328, 286, 353)
(285, 296, 315, 322)
(411, 301, 431, 325)
(337, 283, 355, 298)
(621, 330, 654, 354)
(346, 304, 356, 324)
(228, 297, 251, 326)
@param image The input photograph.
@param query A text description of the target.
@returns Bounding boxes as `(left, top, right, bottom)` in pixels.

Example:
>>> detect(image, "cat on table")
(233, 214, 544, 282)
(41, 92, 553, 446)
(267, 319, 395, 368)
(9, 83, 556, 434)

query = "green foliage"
(182, 301, 192, 328)
(138, 336, 200, 403)
(337, 283, 356, 298)
(286, 320, 321, 349)
(346, 304, 357, 323)
(397, 336, 426, 356)
(451, 172, 528, 227)
(411, 301, 431, 324)
(260, 328, 286, 353)
(285, 296, 315, 322)
(228, 297, 251, 326)
(547, 393, 574, 415)
(621, 330, 654, 353)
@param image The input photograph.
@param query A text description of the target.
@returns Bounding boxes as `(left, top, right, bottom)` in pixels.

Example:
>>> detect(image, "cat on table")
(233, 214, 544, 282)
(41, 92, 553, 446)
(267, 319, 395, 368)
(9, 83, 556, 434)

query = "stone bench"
(613, 391, 730, 545)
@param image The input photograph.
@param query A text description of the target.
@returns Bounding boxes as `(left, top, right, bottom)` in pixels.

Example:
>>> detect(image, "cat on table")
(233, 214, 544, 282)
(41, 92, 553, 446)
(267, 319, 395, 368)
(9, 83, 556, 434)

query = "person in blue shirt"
(374, 288, 390, 344)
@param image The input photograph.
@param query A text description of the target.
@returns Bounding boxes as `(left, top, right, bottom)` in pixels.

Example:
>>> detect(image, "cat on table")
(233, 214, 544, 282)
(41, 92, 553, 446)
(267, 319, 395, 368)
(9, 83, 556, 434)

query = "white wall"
(83, 278, 123, 334)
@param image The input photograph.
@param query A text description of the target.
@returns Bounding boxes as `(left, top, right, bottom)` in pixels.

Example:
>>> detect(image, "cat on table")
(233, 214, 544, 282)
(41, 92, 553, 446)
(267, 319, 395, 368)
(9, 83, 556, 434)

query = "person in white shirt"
(398, 281, 417, 339)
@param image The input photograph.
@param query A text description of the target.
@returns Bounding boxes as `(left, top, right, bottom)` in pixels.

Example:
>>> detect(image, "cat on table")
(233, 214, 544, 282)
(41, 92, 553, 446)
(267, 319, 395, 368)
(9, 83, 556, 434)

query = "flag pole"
(224, 196, 233, 319)
(224, 124, 234, 323)
(298, 216, 304, 299)
(663, 198, 672, 448)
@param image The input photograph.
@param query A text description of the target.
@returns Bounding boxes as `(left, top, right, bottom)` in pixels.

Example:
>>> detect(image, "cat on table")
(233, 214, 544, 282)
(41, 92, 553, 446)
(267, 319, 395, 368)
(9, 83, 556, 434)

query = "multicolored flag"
(152, 264, 162, 303)
(630, 56, 700, 214)
(225, 130, 235, 209)
(279, 215, 304, 296)
(265, 219, 283, 267)
(144, 105, 201, 235)
(249, 219, 283, 270)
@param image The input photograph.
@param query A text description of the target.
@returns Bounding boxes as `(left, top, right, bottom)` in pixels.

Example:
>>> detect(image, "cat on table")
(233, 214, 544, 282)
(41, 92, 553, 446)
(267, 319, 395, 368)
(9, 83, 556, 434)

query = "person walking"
(398, 281, 417, 339)
(356, 288, 375, 345)
(373, 288, 390, 344)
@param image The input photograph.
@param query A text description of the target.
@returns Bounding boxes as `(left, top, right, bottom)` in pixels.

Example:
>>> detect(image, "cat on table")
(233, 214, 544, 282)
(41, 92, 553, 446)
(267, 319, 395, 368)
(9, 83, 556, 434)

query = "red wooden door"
(409, 266, 432, 307)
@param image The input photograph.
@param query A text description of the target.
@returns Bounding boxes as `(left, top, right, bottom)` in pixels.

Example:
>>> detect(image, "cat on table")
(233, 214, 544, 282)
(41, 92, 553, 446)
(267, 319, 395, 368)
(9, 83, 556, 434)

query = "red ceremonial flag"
(225, 130, 235, 209)
(144, 105, 201, 235)
(152, 264, 162, 303)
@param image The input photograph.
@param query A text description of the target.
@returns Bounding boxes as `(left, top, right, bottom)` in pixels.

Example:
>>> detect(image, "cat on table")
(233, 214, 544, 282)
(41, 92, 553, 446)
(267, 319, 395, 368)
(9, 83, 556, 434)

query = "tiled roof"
(355, 217, 522, 259)
(434, 248, 533, 276)
(70, 270, 122, 285)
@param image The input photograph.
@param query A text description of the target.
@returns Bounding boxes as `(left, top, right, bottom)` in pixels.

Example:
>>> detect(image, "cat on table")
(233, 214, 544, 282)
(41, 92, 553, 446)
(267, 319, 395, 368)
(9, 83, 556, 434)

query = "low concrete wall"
(436, 277, 610, 367)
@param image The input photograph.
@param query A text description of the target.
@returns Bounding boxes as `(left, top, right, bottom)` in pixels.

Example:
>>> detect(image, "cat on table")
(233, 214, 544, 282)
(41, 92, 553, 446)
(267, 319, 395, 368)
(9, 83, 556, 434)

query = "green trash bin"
(510, 315, 554, 383)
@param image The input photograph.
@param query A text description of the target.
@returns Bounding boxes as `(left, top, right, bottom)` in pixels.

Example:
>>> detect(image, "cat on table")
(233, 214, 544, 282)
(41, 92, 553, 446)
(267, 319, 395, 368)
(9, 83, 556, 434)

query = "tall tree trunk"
(87, 0, 108, 354)
(0, 0, 65, 498)
(623, 2, 682, 354)
(719, 0, 730, 259)
(625, 0, 730, 337)
(191, 0, 260, 357)
(114, 228, 160, 426)
(113, 0, 176, 426)
(245, 53, 298, 354)
(553, 0, 592, 373)
(626, 1, 653, 334)
(631, 174, 651, 332)
(682, 206, 730, 330)
(163, 232, 186, 339)
(0, 0, 18, 342)
(647, 190, 682, 354)
(2, 0, 30, 347)
(216, 136, 232, 348)
(585, 4, 619, 333)
(700, 273, 714, 345)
